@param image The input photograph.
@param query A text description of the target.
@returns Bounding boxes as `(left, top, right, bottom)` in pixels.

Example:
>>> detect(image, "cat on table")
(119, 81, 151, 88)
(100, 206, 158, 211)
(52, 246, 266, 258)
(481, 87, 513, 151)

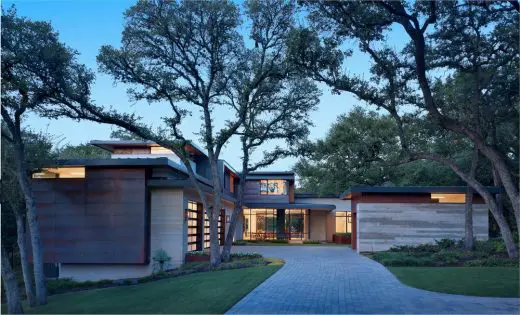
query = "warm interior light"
(151, 146, 174, 154)
(431, 193, 465, 203)
(32, 167, 85, 179)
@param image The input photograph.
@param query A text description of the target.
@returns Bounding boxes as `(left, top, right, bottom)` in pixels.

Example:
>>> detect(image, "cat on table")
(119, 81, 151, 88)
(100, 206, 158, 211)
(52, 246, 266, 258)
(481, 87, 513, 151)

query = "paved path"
(227, 246, 520, 314)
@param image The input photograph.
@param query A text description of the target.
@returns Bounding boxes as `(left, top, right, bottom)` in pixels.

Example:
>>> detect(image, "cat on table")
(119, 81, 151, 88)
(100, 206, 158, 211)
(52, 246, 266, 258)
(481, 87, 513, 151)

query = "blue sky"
(4, 0, 404, 172)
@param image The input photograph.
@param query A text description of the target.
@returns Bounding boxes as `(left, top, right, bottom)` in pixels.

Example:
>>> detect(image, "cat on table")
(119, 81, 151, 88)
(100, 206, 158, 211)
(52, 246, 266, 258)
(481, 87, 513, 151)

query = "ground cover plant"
(365, 238, 519, 267)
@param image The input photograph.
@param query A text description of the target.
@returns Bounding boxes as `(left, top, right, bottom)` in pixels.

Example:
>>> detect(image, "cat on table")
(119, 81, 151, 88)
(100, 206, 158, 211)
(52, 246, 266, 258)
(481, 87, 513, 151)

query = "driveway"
(227, 246, 520, 314)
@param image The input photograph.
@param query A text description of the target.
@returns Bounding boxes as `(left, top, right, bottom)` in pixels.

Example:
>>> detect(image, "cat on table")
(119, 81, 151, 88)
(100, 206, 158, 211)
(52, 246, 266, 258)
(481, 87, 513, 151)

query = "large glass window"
(335, 212, 352, 233)
(260, 180, 288, 195)
(243, 209, 308, 240)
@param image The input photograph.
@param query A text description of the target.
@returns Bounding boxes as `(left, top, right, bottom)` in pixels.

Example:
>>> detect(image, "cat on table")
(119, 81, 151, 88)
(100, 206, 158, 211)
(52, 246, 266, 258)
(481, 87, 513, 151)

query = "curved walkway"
(227, 246, 520, 314)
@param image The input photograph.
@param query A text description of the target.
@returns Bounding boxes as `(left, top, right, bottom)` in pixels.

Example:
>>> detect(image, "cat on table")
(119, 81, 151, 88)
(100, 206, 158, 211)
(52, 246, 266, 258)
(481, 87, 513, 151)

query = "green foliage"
(370, 238, 518, 267)
(185, 251, 206, 257)
(232, 240, 248, 246)
(294, 108, 464, 195)
(229, 253, 263, 260)
(57, 143, 109, 159)
(302, 240, 321, 244)
(333, 233, 351, 238)
(152, 249, 172, 273)
(266, 239, 289, 244)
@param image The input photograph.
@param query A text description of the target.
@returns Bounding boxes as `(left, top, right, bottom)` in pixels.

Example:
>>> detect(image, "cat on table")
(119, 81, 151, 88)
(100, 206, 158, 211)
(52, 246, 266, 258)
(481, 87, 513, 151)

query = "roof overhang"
(340, 185, 504, 200)
(35, 157, 213, 187)
(244, 202, 335, 210)
(90, 140, 207, 157)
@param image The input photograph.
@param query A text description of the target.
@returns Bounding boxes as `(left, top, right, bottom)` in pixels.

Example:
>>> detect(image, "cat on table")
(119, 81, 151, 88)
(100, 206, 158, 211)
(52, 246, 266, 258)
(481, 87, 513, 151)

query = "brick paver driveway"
(227, 246, 520, 314)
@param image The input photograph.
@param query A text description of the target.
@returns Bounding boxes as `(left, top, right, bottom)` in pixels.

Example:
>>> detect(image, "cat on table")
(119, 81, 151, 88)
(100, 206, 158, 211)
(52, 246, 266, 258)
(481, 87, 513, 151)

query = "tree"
(2, 130, 56, 307)
(56, 143, 109, 159)
(1, 246, 24, 314)
(1, 7, 99, 304)
(219, 0, 320, 261)
(289, 0, 519, 257)
(109, 127, 145, 141)
(294, 107, 466, 195)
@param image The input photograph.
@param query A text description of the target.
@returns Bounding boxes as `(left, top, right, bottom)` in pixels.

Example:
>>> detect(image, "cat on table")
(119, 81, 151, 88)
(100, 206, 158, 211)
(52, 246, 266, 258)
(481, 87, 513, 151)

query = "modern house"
(31, 140, 497, 281)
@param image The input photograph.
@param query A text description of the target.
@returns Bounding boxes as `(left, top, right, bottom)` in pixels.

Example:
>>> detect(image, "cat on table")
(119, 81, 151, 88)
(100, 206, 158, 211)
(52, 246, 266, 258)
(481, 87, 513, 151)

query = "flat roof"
(244, 202, 335, 210)
(340, 185, 503, 199)
(90, 140, 207, 157)
(36, 157, 213, 187)
(295, 193, 340, 199)
(243, 171, 295, 181)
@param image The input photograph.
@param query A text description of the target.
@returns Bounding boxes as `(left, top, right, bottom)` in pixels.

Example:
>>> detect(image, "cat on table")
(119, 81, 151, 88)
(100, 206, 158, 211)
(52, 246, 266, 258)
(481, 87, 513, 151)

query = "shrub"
(389, 243, 439, 253)
(230, 252, 262, 260)
(153, 248, 172, 273)
(435, 239, 456, 249)
(233, 240, 248, 245)
(373, 252, 436, 267)
(267, 239, 289, 244)
(303, 240, 321, 244)
(185, 251, 207, 256)
(334, 233, 351, 237)
(432, 250, 461, 265)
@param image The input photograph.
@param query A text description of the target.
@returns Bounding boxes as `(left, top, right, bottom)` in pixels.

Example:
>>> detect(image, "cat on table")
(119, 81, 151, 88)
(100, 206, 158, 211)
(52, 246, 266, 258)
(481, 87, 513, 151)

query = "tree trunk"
(1, 246, 24, 314)
(208, 158, 223, 268)
(221, 204, 242, 262)
(464, 186, 474, 250)
(14, 212, 36, 307)
(415, 153, 519, 258)
(13, 144, 47, 305)
(396, 11, 520, 233)
(464, 147, 479, 250)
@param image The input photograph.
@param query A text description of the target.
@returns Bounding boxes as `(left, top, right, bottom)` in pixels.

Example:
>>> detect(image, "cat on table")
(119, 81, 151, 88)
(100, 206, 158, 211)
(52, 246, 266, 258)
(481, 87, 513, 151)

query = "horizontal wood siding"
(243, 180, 289, 204)
(357, 203, 489, 252)
(32, 168, 147, 264)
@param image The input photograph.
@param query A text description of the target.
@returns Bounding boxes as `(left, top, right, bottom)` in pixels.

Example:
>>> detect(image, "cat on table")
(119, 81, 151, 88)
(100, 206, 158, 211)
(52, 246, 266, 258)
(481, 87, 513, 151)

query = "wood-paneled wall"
(32, 168, 148, 264)
(243, 180, 289, 204)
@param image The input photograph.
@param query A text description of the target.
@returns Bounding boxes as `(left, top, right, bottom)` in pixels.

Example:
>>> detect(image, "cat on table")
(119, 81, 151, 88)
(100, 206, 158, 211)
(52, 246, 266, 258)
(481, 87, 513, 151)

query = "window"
(260, 180, 287, 195)
(32, 167, 85, 179)
(431, 193, 466, 203)
(151, 146, 174, 154)
(243, 208, 309, 240)
(335, 212, 352, 234)
(186, 201, 200, 252)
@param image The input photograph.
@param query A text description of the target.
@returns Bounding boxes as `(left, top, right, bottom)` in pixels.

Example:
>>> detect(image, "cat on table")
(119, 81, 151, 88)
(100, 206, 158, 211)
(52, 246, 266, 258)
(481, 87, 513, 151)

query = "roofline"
(35, 157, 213, 187)
(244, 202, 335, 210)
(295, 193, 340, 199)
(90, 140, 208, 157)
(340, 185, 504, 199)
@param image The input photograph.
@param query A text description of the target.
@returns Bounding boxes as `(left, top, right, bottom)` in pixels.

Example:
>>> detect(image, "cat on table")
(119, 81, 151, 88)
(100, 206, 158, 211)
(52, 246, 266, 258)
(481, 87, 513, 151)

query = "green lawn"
(4, 262, 282, 314)
(389, 267, 520, 297)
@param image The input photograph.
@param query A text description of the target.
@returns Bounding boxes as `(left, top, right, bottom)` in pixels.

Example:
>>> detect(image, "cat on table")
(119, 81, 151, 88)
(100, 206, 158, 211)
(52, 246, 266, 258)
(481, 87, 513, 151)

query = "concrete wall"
(357, 203, 489, 252)
(310, 210, 328, 241)
(60, 188, 186, 281)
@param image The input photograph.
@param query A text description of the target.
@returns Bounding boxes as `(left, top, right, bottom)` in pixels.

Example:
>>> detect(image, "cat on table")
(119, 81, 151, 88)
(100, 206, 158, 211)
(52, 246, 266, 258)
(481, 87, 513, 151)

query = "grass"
(389, 267, 520, 298)
(3, 259, 283, 314)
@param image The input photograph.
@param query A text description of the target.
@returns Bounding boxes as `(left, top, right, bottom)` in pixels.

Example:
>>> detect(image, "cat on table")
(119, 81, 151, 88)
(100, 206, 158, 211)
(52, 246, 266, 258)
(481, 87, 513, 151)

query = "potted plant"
(333, 232, 352, 244)
(185, 251, 210, 262)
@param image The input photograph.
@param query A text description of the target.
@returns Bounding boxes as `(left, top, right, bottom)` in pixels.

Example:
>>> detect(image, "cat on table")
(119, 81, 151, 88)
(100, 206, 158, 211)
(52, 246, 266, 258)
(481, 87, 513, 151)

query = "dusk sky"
(4, 0, 405, 172)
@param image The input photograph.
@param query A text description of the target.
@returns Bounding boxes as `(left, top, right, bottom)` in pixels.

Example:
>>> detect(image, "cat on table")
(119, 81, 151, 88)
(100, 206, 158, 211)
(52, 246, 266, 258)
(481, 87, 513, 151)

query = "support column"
(276, 209, 286, 240)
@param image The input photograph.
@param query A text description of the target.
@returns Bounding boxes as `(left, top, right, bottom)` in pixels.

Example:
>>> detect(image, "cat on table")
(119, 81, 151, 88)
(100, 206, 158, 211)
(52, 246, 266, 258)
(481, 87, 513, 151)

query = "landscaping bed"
(47, 252, 271, 296)
(233, 239, 327, 246)
(363, 238, 520, 297)
(5, 258, 284, 314)
(364, 238, 519, 267)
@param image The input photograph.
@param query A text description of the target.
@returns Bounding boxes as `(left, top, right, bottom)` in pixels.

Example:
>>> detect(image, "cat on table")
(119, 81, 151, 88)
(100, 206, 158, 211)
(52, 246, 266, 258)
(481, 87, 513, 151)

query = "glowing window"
(32, 167, 85, 179)
(260, 180, 287, 195)
(335, 212, 352, 233)
(151, 146, 174, 154)
(431, 193, 466, 203)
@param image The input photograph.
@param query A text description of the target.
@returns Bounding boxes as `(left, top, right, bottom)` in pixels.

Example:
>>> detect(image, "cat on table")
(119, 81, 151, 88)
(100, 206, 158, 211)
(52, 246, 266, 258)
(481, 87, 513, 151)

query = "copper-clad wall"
(32, 168, 148, 264)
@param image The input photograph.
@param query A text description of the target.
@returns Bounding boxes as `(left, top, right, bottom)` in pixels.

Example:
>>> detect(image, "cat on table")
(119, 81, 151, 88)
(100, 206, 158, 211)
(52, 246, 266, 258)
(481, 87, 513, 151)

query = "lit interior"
(150, 146, 174, 154)
(32, 167, 85, 179)
(431, 193, 466, 203)
(335, 211, 352, 233)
